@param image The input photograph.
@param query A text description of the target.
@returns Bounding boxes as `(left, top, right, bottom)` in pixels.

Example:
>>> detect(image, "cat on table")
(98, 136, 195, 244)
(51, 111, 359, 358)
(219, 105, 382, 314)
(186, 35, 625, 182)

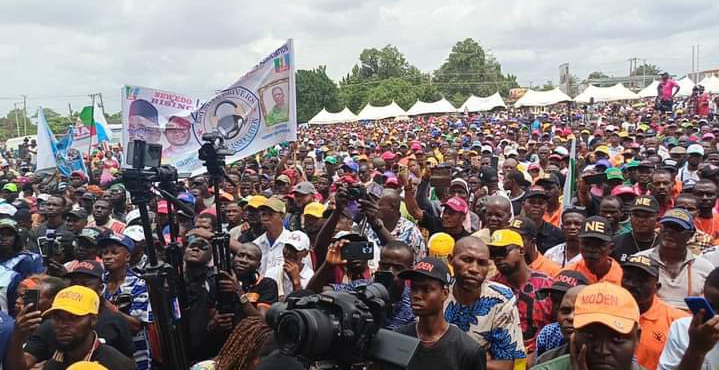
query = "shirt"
(253, 229, 311, 275)
(419, 212, 471, 241)
(612, 232, 661, 262)
(395, 324, 487, 370)
(444, 281, 526, 361)
(529, 253, 562, 277)
(562, 258, 623, 285)
(659, 316, 719, 370)
(390, 216, 427, 263)
(536, 221, 565, 254)
(634, 248, 715, 309)
(90, 218, 126, 235)
(695, 214, 719, 242)
(265, 262, 314, 299)
(0, 311, 13, 370)
(543, 208, 562, 228)
(543, 243, 583, 268)
(535, 322, 564, 357)
(637, 297, 689, 370)
(532, 354, 646, 370)
(42, 342, 137, 370)
(659, 79, 679, 100)
(493, 271, 554, 353)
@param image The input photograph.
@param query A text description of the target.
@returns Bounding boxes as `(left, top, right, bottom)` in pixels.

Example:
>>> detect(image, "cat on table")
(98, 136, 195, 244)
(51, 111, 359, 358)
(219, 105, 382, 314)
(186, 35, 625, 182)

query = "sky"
(1, 0, 717, 115)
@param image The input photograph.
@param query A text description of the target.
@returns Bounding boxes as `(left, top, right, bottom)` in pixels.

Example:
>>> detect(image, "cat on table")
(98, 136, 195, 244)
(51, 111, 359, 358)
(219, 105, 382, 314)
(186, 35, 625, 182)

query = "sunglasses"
(489, 245, 519, 260)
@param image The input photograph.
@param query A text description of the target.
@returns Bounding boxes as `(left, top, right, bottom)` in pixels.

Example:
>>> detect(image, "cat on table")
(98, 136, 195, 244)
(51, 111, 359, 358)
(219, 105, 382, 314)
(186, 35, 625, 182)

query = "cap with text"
(43, 285, 100, 317)
(579, 216, 613, 241)
(574, 282, 640, 334)
(398, 257, 451, 285)
(629, 195, 659, 213)
(659, 208, 694, 231)
(442, 196, 468, 214)
(621, 255, 659, 278)
(488, 229, 524, 248)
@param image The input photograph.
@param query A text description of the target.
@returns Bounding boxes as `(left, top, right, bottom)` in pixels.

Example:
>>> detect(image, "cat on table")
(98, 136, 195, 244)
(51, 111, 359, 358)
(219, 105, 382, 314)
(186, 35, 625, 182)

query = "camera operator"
(396, 257, 487, 370)
(98, 234, 152, 370)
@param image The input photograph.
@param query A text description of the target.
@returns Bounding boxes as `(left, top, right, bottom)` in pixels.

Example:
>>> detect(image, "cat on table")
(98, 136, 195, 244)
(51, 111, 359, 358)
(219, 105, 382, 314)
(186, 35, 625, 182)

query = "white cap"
(0, 203, 17, 216)
(481, 145, 493, 153)
(281, 230, 310, 251)
(125, 209, 155, 226)
(554, 146, 569, 157)
(124, 225, 146, 242)
(687, 144, 705, 156)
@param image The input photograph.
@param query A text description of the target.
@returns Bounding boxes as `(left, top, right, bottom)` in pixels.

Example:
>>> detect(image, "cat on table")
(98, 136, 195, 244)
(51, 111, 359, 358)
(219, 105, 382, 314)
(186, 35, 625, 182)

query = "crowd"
(0, 76, 718, 370)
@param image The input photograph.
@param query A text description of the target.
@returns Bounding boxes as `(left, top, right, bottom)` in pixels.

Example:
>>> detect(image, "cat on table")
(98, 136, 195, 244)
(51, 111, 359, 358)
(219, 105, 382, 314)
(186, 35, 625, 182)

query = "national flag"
(562, 139, 576, 209)
(79, 104, 112, 144)
(274, 53, 290, 72)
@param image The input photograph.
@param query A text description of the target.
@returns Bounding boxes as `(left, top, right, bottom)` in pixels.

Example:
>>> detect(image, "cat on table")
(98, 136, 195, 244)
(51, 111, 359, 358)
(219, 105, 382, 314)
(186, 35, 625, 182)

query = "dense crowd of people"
(0, 76, 718, 370)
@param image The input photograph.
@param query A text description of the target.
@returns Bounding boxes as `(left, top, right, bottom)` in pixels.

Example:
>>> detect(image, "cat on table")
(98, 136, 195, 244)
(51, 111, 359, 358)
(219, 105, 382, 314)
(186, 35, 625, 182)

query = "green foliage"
(368, 77, 417, 110)
(540, 80, 555, 91)
(296, 65, 340, 122)
(631, 63, 661, 77)
(587, 71, 609, 80)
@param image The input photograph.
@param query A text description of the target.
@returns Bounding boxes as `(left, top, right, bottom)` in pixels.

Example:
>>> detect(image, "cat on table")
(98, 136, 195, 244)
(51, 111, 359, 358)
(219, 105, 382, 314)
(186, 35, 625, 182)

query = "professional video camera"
(37, 232, 61, 262)
(122, 140, 179, 197)
(266, 283, 418, 369)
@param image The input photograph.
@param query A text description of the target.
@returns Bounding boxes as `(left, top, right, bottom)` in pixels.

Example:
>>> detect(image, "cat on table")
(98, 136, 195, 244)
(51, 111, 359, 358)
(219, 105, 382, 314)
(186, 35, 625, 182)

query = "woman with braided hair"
(214, 316, 273, 370)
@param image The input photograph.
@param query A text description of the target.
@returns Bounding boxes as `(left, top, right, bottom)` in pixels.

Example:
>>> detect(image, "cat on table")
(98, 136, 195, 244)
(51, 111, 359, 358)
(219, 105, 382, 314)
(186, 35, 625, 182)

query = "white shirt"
(659, 316, 719, 370)
(253, 229, 312, 275)
(265, 263, 314, 299)
(544, 242, 583, 268)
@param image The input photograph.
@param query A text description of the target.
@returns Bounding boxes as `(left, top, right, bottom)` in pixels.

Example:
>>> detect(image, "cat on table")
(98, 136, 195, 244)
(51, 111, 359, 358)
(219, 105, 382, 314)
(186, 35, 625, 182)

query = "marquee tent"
(459, 92, 506, 112)
(406, 98, 457, 115)
(574, 83, 639, 103)
(357, 101, 406, 120)
(308, 107, 358, 125)
(676, 77, 695, 97)
(638, 80, 660, 98)
(700, 75, 719, 94)
(513, 88, 572, 108)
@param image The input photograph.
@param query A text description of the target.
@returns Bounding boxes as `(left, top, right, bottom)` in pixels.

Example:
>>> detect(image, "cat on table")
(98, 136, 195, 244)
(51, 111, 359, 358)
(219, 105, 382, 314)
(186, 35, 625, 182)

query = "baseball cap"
(488, 229, 524, 248)
(2, 183, 18, 193)
(97, 234, 136, 253)
(536, 173, 561, 187)
(81, 192, 97, 201)
(524, 185, 548, 199)
(259, 197, 286, 214)
(537, 270, 590, 296)
(281, 230, 310, 251)
(605, 168, 624, 181)
(43, 285, 100, 317)
(75, 228, 101, 245)
(579, 216, 613, 241)
(595, 159, 612, 169)
(450, 178, 470, 194)
(398, 257, 452, 285)
(303, 202, 325, 218)
(0, 218, 18, 232)
(380, 151, 396, 161)
(428, 232, 455, 256)
(637, 160, 655, 169)
(621, 255, 659, 277)
(687, 144, 705, 156)
(292, 182, 317, 195)
(629, 195, 659, 213)
(324, 156, 337, 165)
(594, 145, 610, 156)
(669, 146, 686, 155)
(573, 282, 640, 334)
(611, 186, 636, 197)
(66, 260, 104, 279)
(509, 216, 537, 238)
(67, 361, 109, 370)
(186, 235, 211, 250)
(275, 175, 291, 184)
(124, 225, 146, 242)
(67, 208, 89, 219)
(442, 196, 468, 214)
(247, 195, 269, 209)
(659, 208, 694, 231)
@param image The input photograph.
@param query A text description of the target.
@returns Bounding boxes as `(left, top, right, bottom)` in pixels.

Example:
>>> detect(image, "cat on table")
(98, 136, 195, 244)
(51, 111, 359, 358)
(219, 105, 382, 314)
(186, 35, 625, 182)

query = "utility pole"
(12, 102, 21, 137)
(692, 45, 696, 82)
(696, 44, 700, 81)
(21, 95, 27, 136)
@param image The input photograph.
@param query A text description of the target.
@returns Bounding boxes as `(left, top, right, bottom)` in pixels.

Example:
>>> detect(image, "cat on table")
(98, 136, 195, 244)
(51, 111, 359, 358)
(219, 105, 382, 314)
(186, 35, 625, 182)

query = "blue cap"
(342, 162, 359, 173)
(595, 159, 612, 169)
(659, 208, 694, 231)
(98, 234, 136, 253)
(472, 141, 482, 148)
(178, 192, 196, 205)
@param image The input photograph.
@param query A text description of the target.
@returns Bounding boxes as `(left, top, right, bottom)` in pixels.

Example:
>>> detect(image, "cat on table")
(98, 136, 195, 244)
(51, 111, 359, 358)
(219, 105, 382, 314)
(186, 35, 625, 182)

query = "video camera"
(266, 283, 418, 368)
(123, 140, 179, 198)
(37, 232, 61, 262)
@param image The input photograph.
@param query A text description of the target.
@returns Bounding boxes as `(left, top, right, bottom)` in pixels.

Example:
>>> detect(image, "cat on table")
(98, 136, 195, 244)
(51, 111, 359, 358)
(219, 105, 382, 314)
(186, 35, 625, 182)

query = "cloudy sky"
(1, 0, 717, 115)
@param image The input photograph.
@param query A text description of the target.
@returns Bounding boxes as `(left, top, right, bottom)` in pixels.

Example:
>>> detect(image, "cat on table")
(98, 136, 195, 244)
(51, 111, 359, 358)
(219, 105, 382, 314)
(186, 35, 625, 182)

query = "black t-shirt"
(396, 324, 487, 370)
(419, 213, 471, 241)
(611, 232, 660, 262)
(42, 343, 137, 370)
(25, 308, 135, 360)
(536, 222, 565, 254)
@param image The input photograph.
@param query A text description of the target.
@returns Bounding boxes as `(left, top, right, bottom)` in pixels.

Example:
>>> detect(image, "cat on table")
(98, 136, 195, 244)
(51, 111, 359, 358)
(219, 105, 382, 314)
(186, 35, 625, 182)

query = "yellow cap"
(67, 362, 109, 370)
(594, 145, 610, 155)
(303, 202, 325, 218)
(488, 229, 524, 248)
(428, 232, 455, 256)
(43, 285, 99, 317)
(574, 282, 640, 335)
(259, 197, 286, 214)
(618, 131, 630, 138)
(247, 195, 268, 209)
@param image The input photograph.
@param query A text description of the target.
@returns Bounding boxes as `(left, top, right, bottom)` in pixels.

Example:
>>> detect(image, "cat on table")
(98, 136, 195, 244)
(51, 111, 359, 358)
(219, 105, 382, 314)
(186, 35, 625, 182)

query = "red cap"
(385, 177, 400, 188)
(611, 186, 637, 197)
(442, 196, 468, 214)
(410, 142, 422, 151)
(381, 151, 396, 161)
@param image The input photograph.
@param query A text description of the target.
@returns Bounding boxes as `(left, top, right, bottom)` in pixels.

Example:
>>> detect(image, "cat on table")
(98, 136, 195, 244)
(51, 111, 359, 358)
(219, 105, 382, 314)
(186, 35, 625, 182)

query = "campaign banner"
(121, 39, 297, 176)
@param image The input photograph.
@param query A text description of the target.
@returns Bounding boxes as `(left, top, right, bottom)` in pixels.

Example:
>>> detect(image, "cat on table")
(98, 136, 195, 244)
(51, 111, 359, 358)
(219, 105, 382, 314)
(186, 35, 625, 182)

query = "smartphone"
(685, 297, 716, 323)
(341, 241, 374, 261)
(23, 289, 39, 311)
(490, 156, 499, 170)
(583, 173, 605, 185)
(430, 165, 452, 188)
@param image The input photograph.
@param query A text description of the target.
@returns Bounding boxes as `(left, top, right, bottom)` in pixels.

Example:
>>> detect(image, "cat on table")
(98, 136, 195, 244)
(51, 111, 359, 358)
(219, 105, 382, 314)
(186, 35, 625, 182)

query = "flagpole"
(87, 94, 96, 184)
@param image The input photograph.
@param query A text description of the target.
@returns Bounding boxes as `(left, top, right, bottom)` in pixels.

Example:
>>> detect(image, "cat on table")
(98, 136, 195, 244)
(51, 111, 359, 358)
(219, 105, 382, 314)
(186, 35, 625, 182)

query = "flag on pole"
(36, 107, 56, 172)
(35, 107, 88, 176)
(562, 139, 577, 209)
(79, 103, 112, 145)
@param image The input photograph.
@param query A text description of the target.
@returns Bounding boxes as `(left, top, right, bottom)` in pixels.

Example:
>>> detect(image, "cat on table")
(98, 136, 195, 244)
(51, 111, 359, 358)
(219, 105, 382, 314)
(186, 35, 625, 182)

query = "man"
(396, 257, 487, 370)
(64, 209, 88, 235)
(599, 196, 629, 236)
(634, 208, 714, 309)
(621, 255, 688, 370)
(409, 194, 470, 241)
(693, 179, 719, 242)
(489, 229, 554, 357)
(377, 188, 426, 263)
(237, 195, 267, 243)
(11, 285, 137, 369)
(531, 283, 643, 370)
(634, 160, 655, 195)
(535, 278, 588, 362)
(253, 197, 308, 274)
(522, 186, 564, 253)
(223, 201, 243, 239)
(674, 193, 714, 255)
(265, 230, 314, 299)
(657, 72, 680, 114)
(64, 227, 103, 270)
(0, 218, 43, 284)
(28, 195, 69, 253)
(545, 208, 586, 268)
(445, 236, 526, 369)
(503, 169, 529, 216)
(108, 183, 128, 223)
(536, 174, 562, 227)
(266, 86, 289, 125)
(563, 216, 623, 284)
(88, 199, 125, 234)
(612, 195, 661, 262)
(650, 170, 674, 217)
(285, 181, 317, 232)
(472, 195, 512, 245)
(509, 217, 561, 277)
(678, 144, 703, 187)
(658, 267, 719, 370)
(301, 201, 324, 248)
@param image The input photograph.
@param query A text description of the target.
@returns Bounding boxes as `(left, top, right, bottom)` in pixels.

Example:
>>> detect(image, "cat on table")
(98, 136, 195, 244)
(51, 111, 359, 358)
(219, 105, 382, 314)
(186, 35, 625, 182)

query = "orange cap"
(574, 282, 640, 334)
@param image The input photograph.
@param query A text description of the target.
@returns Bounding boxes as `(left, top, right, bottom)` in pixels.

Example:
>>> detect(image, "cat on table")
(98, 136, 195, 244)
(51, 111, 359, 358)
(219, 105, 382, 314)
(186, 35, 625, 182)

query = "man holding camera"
(396, 257, 487, 370)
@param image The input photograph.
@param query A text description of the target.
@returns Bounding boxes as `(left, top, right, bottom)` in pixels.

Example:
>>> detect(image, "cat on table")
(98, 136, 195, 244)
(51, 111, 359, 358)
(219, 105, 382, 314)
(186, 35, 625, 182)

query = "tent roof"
(700, 75, 719, 94)
(574, 83, 639, 103)
(459, 92, 506, 112)
(637, 80, 659, 98)
(308, 107, 358, 125)
(676, 77, 695, 97)
(357, 101, 406, 120)
(406, 98, 457, 116)
(513, 88, 572, 108)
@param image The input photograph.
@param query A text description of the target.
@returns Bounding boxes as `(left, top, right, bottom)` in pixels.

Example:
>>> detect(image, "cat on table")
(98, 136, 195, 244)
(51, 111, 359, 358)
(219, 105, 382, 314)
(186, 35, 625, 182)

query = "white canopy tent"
(513, 88, 572, 108)
(357, 101, 407, 120)
(574, 83, 639, 103)
(700, 75, 719, 94)
(406, 98, 457, 116)
(638, 80, 660, 98)
(459, 92, 506, 112)
(676, 77, 695, 97)
(308, 107, 358, 125)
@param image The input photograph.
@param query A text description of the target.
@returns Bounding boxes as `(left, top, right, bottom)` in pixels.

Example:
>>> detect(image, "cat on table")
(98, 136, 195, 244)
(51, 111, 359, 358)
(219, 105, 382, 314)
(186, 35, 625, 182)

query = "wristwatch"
(239, 293, 250, 305)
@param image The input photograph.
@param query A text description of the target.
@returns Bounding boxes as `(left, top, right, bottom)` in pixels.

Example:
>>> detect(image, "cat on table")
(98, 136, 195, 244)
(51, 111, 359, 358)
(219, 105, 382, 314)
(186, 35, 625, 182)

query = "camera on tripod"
(198, 133, 234, 174)
(266, 283, 418, 368)
(123, 140, 178, 196)
(37, 232, 61, 261)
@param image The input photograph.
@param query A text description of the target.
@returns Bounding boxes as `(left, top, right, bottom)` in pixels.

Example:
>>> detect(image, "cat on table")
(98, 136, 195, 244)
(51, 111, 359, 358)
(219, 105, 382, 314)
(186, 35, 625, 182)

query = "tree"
(540, 81, 555, 91)
(368, 77, 417, 110)
(587, 71, 609, 80)
(296, 66, 340, 123)
(631, 63, 661, 77)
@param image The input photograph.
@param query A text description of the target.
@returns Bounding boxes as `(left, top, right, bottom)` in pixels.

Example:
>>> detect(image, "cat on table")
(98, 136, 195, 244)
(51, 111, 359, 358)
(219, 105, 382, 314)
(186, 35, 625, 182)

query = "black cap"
(629, 195, 660, 213)
(67, 208, 88, 219)
(479, 166, 498, 183)
(65, 260, 104, 279)
(621, 255, 659, 277)
(536, 173, 561, 188)
(637, 160, 655, 170)
(701, 165, 719, 178)
(579, 216, 613, 241)
(398, 257, 451, 285)
(81, 192, 97, 200)
(524, 185, 549, 200)
(537, 270, 590, 296)
(509, 216, 537, 238)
